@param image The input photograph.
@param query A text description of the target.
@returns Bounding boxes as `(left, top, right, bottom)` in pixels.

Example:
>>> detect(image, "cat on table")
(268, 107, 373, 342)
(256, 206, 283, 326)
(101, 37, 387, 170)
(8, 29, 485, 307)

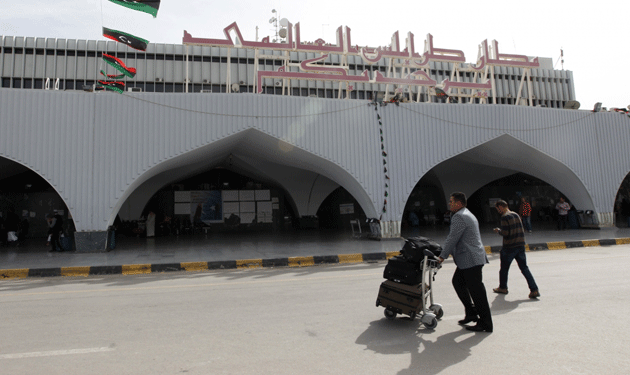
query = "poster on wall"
(190, 191, 223, 224)
(223, 190, 239, 202)
(339, 203, 355, 215)
(255, 190, 270, 201)
(174, 203, 190, 215)
(239, 190, 255, 201)
(175, 191, 191, 203)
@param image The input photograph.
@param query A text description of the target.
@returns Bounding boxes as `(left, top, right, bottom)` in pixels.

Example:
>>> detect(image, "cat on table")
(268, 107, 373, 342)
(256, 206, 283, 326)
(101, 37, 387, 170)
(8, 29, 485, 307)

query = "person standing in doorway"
(5, 208, 20, 247)
(519, 197, 532, 233)
(492, 200, 540, 299)
(146, 211, 156, 238)
(555, 197, 571, 231)
(46, 213, 63, 252)
(438, 192, 493, 333)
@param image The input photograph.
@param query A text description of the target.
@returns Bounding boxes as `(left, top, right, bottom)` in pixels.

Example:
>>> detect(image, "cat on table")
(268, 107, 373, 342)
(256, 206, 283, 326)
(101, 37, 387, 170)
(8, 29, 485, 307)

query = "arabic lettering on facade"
(182, 22, 540, 102)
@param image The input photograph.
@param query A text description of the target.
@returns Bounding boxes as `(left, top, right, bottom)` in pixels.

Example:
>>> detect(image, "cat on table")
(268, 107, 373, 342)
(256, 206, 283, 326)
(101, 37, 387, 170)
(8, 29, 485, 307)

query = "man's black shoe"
(465, 324, 492, 333)
(458, 316, 478, 325)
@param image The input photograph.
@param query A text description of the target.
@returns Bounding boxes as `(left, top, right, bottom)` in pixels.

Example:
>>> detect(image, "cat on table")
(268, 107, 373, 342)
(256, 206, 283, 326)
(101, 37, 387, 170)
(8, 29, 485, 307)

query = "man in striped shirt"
(492, 200, 540, 299)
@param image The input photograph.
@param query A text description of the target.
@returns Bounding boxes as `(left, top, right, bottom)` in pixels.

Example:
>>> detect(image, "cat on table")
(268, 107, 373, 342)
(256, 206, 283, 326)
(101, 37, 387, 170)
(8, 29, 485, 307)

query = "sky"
(1, 0, 627, 110)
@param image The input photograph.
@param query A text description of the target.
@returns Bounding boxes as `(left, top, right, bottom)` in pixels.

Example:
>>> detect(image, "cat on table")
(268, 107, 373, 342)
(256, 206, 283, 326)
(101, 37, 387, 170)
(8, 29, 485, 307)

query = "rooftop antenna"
(554, 48, 564, 70)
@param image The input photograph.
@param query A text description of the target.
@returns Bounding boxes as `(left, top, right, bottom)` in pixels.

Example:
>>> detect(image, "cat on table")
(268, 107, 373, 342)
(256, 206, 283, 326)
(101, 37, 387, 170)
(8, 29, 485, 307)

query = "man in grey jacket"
(438, 192, 493, 333)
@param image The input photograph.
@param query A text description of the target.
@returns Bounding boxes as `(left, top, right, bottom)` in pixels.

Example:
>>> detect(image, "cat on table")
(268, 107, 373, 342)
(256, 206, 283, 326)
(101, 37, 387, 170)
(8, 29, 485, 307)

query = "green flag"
(107, 0, 160, 17)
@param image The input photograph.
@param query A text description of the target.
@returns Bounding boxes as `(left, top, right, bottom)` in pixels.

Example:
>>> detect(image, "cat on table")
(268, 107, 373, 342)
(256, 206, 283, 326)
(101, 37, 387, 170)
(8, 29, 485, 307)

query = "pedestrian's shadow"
(490, 293, 539, 316)
(355, 318, 487, 374)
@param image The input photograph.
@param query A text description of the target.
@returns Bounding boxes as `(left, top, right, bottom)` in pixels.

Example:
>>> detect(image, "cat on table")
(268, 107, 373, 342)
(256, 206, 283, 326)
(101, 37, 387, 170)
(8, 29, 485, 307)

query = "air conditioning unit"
(128, 87, 142, 92)
(155, 78, 164, 82)
(275, 81, 282, 86)
(202, 79, 210, 83)
(200, 90, 212, 93)
(231, 83, 240, 92)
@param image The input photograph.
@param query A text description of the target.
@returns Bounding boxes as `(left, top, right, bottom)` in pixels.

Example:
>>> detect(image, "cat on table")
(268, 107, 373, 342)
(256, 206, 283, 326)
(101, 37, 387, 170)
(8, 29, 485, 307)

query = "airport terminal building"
(1, 25, 629, 252)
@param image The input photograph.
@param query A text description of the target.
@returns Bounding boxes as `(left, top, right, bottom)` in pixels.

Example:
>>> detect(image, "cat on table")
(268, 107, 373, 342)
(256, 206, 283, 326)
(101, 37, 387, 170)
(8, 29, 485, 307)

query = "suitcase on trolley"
(383, 255, 422, 285)
(376, 280, 423, 317)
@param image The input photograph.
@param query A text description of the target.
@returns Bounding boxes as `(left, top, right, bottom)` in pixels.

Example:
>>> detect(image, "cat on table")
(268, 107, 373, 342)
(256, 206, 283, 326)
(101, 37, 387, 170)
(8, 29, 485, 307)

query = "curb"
(2, 237, 629, 279)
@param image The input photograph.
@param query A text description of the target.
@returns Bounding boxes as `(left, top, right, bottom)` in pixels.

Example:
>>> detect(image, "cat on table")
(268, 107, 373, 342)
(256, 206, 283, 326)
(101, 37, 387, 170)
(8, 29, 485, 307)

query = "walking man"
(438, 192, 493, 333)
(493, 200, 540, 299)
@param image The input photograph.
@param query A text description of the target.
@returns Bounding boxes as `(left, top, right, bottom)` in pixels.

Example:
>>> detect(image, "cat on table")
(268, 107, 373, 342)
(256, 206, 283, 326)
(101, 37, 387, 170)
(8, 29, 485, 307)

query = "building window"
(1, 78, 10, 88)
(12, 78, 22, 88)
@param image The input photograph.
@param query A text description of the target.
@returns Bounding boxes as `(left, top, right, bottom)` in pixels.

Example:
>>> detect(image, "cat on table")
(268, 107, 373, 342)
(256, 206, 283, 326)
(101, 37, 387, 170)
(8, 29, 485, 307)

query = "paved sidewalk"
(2, 226, 630, 278)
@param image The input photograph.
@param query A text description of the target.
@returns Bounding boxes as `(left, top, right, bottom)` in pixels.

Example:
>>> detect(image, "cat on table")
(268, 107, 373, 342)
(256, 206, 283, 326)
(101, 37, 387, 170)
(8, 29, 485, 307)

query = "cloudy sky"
(1, 0, 627, 109)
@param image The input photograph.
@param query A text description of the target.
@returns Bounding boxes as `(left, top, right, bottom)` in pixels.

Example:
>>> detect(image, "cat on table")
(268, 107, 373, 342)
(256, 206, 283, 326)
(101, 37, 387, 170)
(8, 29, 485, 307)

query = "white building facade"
(2, 30, 629, 252)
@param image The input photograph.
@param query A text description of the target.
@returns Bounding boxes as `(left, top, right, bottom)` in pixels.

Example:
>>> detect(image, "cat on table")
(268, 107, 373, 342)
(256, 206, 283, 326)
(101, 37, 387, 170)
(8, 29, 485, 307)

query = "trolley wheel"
(384, 309, 397, 320)
(408, 312, 416, 320)
(424, 318, 438, 329)
(431, 306, 444, 320)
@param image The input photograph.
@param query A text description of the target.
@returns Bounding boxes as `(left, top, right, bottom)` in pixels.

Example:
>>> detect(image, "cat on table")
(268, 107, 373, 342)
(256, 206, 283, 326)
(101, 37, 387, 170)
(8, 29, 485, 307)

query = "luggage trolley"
(376, 247, 444, 329)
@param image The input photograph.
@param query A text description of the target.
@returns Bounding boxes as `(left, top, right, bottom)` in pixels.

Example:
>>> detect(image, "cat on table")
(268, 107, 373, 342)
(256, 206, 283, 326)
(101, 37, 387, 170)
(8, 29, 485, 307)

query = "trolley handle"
(423, 249, 442, 270)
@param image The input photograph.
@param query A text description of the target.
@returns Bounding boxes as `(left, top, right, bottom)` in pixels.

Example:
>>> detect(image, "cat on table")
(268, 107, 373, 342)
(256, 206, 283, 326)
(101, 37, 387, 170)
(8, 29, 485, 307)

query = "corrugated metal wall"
(1, 88, 628, 233)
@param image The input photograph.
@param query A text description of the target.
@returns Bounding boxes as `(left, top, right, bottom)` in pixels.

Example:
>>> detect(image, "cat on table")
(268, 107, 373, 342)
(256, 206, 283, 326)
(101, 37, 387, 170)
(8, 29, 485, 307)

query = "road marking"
(0, 347, 115, 359)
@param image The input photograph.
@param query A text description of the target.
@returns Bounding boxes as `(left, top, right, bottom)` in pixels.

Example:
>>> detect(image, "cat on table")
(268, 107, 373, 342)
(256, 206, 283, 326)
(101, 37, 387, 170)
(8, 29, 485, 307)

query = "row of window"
(0, 77, 569, 107)
(0, 48, 570, 83)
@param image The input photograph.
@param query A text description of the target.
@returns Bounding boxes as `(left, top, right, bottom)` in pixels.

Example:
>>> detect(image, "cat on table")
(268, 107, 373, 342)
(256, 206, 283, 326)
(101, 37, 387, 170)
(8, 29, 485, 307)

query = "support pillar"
(74, 231, 108, 252)
(380, 220, 402, 239)
(597, 212, 614, 227)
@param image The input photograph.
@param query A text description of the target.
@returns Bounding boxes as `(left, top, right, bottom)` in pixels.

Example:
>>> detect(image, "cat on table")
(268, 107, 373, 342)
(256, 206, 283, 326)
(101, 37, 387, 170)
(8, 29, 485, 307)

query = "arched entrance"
(401, 134, 596, 234)
(0, 157, 74, 247)
(614, 173, 630, 228)
(112, 129, 376, 244)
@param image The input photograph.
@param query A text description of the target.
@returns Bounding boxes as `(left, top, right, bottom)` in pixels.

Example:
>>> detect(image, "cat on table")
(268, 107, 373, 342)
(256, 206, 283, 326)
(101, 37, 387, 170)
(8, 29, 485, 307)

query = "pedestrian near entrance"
(519, 197, 532, 233)
(493, 200, 540, 299)
(555, 197, 571, 230)
(46, 213, 63, 252)
(438, 192, 493, 333)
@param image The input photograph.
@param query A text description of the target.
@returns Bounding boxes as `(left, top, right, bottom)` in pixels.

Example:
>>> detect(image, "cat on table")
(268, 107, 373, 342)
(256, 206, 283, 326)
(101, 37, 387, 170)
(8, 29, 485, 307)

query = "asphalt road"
(1, 245, 629, 375)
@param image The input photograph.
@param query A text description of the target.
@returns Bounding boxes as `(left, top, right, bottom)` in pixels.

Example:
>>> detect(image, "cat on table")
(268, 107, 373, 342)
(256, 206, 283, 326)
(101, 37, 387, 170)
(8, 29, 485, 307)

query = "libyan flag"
(100, 70, 125, 79)
(103, 53, 137, 78)
(103, 27, 149, 51)
(108, 0, 160, 17)
(97, 80, 125, 94)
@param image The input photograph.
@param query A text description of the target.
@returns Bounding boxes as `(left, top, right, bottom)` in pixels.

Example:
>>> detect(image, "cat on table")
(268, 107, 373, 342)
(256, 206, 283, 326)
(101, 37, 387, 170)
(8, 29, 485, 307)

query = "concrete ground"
(1, 223, 630, 272)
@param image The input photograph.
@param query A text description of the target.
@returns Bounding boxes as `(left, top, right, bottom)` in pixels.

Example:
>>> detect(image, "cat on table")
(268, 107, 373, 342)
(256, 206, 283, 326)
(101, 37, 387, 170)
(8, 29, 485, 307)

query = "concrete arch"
(112, 128, 376, 226)
(407, 134, 596, 220)
(0, 156, 75, 222)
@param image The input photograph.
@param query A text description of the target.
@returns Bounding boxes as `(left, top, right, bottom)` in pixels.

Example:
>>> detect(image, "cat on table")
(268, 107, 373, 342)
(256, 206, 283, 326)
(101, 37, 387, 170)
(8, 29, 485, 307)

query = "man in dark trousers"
(493, 200, 540, 299)
(46, 213, 64, 252)
(438, 192, 493, 333)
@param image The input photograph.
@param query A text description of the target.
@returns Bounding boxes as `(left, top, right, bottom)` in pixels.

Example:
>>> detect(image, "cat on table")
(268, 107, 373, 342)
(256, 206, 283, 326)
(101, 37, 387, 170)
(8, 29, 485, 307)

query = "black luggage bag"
(383, 255, 422, 285)
(376, 280, 423, 316)
(401, 236, 443, 263)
